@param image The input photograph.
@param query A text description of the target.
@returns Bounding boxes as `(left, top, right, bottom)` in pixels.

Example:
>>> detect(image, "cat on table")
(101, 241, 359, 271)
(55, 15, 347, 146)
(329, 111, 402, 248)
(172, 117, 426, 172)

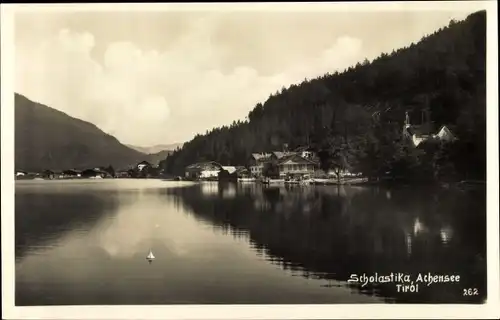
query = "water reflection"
(15, 180, 486, 305)
(439, 225, 455, 246)
(166, 182, 487, 303)
(15, 189, 119, 260)
(17, 180, 382, 305)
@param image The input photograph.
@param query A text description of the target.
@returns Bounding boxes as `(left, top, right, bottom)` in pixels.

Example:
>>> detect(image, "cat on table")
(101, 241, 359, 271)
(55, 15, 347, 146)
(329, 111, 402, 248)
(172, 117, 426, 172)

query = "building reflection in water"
(405, 231, 412, 256)
(200, 182, 218, 196)
(440, 225, 454, 245)
(413, 217, 426, 235)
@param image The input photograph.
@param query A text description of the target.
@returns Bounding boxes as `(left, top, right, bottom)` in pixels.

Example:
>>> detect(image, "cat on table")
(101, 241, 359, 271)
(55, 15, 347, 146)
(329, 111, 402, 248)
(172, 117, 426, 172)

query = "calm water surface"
(15, 179, 486, 305)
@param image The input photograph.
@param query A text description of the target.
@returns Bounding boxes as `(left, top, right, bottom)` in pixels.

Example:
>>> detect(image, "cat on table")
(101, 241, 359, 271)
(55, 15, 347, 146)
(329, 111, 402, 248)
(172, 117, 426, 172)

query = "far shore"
(14, 175, 486, 191)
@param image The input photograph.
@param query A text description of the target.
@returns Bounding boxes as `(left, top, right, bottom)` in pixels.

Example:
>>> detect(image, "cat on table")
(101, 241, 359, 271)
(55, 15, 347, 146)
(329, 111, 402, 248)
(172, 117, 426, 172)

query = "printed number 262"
(463, 288, 479, 296)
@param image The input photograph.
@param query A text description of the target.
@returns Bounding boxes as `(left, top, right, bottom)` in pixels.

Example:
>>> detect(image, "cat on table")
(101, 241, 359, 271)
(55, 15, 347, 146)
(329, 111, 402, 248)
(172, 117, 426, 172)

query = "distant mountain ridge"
(148, 150, 175, 166)
(15, 93, 150, 172)
(126, 143, 183, 155)
(126, 143, 183, 166)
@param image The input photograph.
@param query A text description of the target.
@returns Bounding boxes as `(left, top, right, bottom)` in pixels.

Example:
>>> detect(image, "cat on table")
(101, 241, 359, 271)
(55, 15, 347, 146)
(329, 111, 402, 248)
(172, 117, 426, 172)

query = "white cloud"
(16, 25, 365, 146)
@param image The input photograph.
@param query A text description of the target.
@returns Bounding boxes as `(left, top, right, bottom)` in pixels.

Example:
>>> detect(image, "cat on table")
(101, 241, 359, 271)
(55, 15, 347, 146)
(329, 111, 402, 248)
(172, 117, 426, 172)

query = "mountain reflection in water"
(15, 180, 486, 305)
(166, 182, 486, 303)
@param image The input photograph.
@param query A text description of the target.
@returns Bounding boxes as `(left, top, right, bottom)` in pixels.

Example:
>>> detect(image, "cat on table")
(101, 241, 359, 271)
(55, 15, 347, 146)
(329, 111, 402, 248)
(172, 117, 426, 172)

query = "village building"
(131, 161, 161, 178)
(15, 170, 36, 180)
(127, 168, 136, 177)
(81, 168, 110, 179)
(235, 166, 251, 178)
(221, 166, 237, 173)
(292, 146, 317, 160)
(271, 147, 318, 162)
(184, 161, 245, 181)
(218, 166, 238, 182)
(137, 161, 152, 172)
(249, 146, 318, 178)
(42, 170, 55, 180)
(403, 109, 457, 147)
(54, 171, 64, 179)
(249, 153, 272, 177)
(15, 170, 27, 177)
(185, 161, 223, 180)
(276, 153, 319, 178)
(116, 170, 131, 178)
(81, 169, 101, 178)
(434, 125, 456, 142)
(62, 169, 81, 178)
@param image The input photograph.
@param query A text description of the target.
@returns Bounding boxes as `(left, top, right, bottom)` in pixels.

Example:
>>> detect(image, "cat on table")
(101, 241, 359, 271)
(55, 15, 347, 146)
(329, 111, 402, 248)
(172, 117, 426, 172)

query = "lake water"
(15, 179, 487, 305)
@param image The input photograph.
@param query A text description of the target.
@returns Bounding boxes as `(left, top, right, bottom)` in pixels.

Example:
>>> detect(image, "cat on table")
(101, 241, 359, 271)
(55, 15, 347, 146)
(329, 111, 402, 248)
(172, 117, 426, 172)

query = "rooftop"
(186, 161, 222, 170)
(277, 153, 319, 165)
(221, 166, 237, 174)
(251, 153, 272, 160)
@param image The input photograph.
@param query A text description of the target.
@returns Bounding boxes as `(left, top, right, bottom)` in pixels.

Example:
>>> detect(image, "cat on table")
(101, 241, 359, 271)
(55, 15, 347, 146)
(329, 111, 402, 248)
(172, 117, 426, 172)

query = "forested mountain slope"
(164, 11, 486, 182)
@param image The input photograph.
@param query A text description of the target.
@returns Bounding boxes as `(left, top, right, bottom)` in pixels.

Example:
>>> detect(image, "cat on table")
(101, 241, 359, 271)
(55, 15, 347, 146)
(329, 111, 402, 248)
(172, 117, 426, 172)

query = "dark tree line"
(163, 11, 486, 183)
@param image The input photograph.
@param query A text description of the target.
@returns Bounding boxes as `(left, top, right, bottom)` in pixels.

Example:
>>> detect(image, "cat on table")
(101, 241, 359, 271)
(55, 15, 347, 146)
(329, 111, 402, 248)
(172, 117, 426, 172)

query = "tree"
(104, 165, 115, 178)
(262, 161, 280, 179)
(433, 141, 458, 182)
(127, 168, 137, 178)
(318, 137, 350, 183)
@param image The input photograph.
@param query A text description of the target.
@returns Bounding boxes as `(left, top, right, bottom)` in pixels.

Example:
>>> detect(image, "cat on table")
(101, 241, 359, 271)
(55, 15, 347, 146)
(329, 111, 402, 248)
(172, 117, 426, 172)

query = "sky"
(14, 4, 477, 147)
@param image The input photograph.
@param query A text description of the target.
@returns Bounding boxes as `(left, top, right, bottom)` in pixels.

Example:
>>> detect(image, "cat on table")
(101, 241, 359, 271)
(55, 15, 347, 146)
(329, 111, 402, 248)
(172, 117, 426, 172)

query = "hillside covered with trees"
(163, 11, 486, 183)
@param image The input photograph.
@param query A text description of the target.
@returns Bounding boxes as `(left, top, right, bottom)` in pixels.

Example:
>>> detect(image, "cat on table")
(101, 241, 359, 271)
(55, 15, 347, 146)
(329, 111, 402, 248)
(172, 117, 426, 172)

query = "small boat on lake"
(312, 178, 339, 185)
(343, 177, 370, 185)
(284, 179, 300, 185)
(311, 177, 369, 185)
(284, 177, 314, 186)
(146, 249, 155, 262)
(261, 178, 285, 185)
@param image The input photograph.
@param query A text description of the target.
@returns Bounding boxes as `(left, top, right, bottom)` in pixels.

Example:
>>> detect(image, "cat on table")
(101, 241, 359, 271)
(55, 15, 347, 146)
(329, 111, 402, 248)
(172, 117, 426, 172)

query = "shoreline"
(14, 176, 486, 188)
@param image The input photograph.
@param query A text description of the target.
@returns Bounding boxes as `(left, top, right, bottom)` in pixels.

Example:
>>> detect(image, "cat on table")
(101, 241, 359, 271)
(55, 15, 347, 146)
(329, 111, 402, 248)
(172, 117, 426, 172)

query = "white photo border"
(2, 2, 498, 319)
